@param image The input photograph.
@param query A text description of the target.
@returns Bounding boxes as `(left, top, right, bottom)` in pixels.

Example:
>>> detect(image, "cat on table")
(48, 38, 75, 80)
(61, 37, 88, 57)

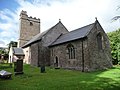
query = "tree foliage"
(8, 41, 17, 50)
(0, 48, 9, 60)
(107, 29, 120, 64)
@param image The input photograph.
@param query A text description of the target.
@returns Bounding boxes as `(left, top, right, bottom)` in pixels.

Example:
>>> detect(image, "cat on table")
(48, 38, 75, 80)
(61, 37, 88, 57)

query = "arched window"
(97, 33, 103, 50)
(67, 44, 75, 59)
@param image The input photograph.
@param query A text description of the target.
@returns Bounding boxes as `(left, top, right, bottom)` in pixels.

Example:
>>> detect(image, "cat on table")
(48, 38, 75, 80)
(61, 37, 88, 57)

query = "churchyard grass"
(0, 64, 120, 90)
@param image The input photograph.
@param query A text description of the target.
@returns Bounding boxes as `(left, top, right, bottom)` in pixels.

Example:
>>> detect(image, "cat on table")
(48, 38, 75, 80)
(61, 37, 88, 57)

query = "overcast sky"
(0, 0, 120, 47)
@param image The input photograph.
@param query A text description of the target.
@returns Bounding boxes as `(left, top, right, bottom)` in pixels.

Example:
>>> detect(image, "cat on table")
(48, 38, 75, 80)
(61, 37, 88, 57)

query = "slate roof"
(50, 23, 95, 46)
(22, 30, 49, 48)
(13, 48, 24, 55)
(22, 21, 64, 48)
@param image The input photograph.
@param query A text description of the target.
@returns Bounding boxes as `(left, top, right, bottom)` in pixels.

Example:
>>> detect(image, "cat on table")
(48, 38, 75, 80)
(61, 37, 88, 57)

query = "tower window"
(30, 22, 33, 26)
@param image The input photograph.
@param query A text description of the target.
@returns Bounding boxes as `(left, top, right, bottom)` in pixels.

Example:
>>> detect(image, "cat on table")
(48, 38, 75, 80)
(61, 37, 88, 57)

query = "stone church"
(18, 10, 112, 72)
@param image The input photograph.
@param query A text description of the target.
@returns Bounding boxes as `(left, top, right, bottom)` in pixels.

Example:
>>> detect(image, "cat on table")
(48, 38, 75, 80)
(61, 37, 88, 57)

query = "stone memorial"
(14, 59, 23, 75)
(0, 70, 12, 79)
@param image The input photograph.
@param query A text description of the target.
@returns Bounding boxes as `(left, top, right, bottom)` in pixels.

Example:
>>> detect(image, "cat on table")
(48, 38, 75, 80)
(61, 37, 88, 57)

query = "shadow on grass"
(77, 66, 120, 90)
(0, 63, 12, 70)
(78, 75, 120, 90)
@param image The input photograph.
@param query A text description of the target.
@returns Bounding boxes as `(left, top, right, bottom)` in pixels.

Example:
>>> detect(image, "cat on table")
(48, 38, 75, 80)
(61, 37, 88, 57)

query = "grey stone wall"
(30, 41, 51, 66)
(38, 42, 50, 66)
(31, 42, 39, 66)
(87, 22, 113, 71)
(50, 40, 85, 71)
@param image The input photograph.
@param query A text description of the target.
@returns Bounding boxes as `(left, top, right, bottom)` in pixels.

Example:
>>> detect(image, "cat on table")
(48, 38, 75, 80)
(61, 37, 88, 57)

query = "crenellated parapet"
(20, 10, 40, 23)
(28, 16, 40, 23)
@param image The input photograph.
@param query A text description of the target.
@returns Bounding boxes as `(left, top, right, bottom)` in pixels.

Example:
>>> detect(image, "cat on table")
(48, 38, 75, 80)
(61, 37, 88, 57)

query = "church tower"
(18, 10, 40, 47)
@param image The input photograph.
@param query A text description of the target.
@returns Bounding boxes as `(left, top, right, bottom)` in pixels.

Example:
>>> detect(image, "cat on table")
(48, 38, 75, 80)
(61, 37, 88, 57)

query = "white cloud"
(16, 0, 120, 32)
(0, 0, 120, 47)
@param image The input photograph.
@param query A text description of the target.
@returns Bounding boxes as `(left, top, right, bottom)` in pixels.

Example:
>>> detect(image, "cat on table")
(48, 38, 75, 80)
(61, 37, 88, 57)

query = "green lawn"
(0, 64, 120, 90)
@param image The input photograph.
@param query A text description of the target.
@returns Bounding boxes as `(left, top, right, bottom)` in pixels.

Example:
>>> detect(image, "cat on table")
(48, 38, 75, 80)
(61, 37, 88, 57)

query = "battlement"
(20, 10, 40, 23)
(28, 16, 40, 23)
(20, 10, 28, 18)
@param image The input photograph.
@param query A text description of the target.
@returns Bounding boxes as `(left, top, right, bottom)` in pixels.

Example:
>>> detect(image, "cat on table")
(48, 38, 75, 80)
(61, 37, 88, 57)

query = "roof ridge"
(54, 22, 95, 38)
(70, 23, 95, 33)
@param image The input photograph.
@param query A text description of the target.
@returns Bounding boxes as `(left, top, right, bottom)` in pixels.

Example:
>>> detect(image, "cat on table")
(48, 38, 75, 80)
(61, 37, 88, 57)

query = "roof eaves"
(50, 36, 87, 47)
(22, 39, 41, 48)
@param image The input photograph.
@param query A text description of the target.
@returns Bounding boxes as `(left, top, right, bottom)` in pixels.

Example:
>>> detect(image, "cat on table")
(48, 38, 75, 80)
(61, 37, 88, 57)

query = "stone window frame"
(66, 44, 75, 59)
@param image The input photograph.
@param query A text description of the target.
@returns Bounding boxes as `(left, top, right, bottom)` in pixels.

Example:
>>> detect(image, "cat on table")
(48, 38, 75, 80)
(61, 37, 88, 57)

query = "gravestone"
(40, 66, 45, 73)
(0, 70, 12, 79)
(14, 59, 23, 75)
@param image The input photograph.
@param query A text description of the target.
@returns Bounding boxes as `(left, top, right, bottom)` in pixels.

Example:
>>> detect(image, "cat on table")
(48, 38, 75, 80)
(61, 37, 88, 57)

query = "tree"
(8, 41, 17, 50)
(107, 29, 120, 64)
(0, 48, 9, 62)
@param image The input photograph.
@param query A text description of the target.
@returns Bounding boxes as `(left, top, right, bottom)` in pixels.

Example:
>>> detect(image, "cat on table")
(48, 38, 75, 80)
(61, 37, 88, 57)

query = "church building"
(18, 10, 112, 72)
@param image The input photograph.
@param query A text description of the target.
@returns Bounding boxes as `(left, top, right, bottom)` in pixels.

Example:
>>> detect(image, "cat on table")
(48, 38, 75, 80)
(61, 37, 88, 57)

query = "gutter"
(22, 39, 41, 48)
